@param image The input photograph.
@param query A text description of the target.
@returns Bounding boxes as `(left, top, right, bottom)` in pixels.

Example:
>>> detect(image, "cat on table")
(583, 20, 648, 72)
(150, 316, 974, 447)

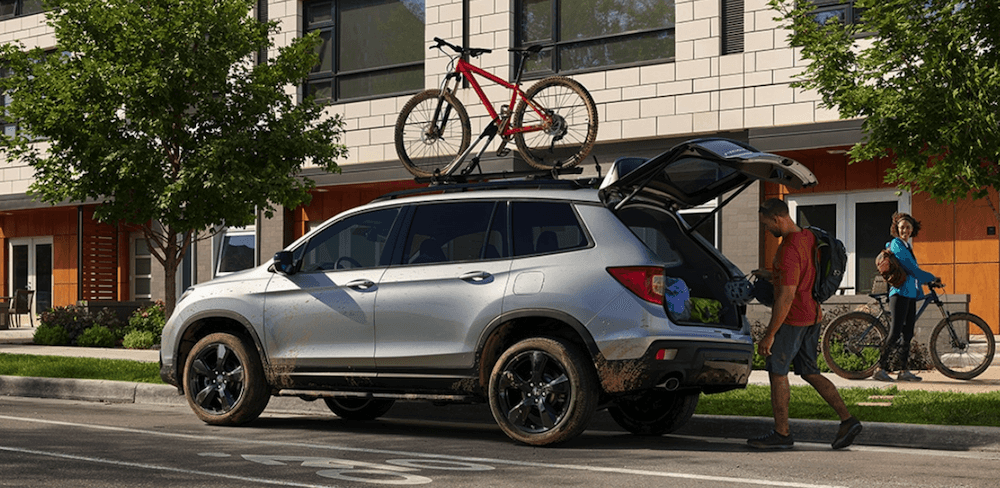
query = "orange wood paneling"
(954, 262, 999, 334)
(954, 196, 1000, 264)
(844, 159, 879, 191)
(911, 193, 954, 265)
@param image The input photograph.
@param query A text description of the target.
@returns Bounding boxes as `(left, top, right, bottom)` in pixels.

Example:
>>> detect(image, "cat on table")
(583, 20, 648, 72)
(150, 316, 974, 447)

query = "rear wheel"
(488, 337, 598, 446)
(183, 332, 270, 425)
(324, 397, 396, 420)
(930, 313, 995, 380)
(513, 77, 598, 170)
(394, 89, 471, 177)
(821, 312, 887, 379)
(608, 390, 699, 436)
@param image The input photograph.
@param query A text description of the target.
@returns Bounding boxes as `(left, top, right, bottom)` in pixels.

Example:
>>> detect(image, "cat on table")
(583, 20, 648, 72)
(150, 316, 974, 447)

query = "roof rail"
(373, 175, 596, 202)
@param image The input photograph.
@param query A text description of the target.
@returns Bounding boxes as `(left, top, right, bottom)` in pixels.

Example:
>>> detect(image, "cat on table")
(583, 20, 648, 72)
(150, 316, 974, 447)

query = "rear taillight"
(607, 266, 664, 305)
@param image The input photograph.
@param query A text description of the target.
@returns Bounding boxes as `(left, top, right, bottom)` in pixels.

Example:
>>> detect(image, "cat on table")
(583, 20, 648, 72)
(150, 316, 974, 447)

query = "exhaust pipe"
(659, 375, 681, 391)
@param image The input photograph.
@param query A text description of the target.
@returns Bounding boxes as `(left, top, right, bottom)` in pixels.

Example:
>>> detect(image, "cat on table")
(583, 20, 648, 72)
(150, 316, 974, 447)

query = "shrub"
(122, 330, 158, 350)
(39, 305, 126, 346)
(128, 301, 166, 336)
(77, 325, 117, 348)
(33, 324, 70, 346)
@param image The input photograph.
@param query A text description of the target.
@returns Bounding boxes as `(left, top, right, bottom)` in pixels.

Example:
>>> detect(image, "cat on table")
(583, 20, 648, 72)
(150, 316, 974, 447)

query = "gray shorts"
(764, 322, 822, 376)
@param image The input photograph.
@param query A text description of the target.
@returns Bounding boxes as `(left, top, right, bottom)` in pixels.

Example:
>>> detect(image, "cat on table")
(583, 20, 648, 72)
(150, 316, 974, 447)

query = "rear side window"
(617, 206, 683, 266)
(404, 202, 503, 264)
(511, 201, 588, 256)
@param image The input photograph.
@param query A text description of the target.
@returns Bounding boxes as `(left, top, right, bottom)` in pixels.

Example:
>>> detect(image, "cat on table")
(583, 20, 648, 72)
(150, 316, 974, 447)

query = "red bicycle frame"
(446, 57, 549, 139)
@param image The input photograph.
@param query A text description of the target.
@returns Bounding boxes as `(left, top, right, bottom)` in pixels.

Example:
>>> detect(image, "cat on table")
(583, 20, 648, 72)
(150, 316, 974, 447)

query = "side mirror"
(273, 251, 297, 275)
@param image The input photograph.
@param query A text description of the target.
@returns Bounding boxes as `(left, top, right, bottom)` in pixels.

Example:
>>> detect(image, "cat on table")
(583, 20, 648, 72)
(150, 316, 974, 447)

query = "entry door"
(788, 191, 909, 295)
(9, 237, 53, 316)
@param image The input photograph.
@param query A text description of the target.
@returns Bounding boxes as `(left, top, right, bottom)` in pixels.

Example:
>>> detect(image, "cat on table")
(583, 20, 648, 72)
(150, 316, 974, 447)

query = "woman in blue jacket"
(873, 212, 938, 382)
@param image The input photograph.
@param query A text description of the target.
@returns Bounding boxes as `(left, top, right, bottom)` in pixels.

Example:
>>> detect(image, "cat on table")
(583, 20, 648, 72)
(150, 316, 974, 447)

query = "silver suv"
(159, 138, 815, 446)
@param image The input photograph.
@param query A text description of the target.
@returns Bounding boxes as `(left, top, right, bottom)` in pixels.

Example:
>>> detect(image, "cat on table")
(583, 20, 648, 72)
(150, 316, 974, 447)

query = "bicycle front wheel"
(821, 312, 887, 379)
(394, 89, 471, 178)
(930, 313, 995, 380)
(513, 77, 598, 170)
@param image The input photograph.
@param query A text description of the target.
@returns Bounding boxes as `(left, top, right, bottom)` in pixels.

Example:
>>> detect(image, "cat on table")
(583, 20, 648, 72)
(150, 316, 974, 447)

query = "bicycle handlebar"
(431, 37, 491, 57)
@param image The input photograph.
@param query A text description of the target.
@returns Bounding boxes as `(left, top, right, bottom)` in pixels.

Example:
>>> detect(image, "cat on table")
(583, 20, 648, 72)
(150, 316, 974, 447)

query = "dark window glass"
(304, 0, 425, 103)
(0, 0, 43, 19)
(404, 202, 497, 265)
(300, 208, 400, 271)
(855, 201, 897, 294)
(810, 1, 864, 26)
(511, 201, 588, 256)
(516, 0, 675, 75)
(217, 234, 256, 274)
(619, 207, 684, 266)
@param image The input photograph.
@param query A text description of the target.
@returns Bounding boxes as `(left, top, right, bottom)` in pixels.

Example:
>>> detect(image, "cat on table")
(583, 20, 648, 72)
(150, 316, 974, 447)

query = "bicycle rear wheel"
(821, 312, 888, 379)
(394, 89, 471, 178)
(930, 313, 995, 380)
(513, 77, 598, 170)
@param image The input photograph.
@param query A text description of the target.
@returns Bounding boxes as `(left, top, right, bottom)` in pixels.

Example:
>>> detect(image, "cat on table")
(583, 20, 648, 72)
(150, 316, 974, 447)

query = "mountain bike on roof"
(393, 37, 599, 179)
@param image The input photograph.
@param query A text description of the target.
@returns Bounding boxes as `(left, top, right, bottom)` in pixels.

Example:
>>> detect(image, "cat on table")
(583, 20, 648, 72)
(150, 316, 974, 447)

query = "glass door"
(9, 237, 53, 317)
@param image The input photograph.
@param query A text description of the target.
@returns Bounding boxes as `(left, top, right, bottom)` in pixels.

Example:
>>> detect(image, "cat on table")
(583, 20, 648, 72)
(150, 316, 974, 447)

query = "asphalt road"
(3, 396, 999, 488)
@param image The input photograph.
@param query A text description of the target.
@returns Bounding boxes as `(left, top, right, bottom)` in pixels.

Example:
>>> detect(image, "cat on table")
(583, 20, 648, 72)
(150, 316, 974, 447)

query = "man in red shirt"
(748, 198, 862, 450)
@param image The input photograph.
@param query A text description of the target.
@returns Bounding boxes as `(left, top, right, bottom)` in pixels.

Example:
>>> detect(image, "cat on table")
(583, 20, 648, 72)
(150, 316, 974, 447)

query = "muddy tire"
(608, 391, 699, 436)
(488, 337, 598, 446)
(324, 397, 396, 420)
(183, 332, 270, 425)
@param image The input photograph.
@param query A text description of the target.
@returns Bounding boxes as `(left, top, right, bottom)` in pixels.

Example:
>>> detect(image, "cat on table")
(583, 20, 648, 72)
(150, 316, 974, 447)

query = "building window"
(679, 199, 720, 248)
(0, 0, 44, 20)
(304, 0, 425, 103)
(515, 0, 676, 76)
(786, 190, 909, 295)
(133, 238, 153, 300)
(216, 226, 257, 276)
(810, 0, 865, 26)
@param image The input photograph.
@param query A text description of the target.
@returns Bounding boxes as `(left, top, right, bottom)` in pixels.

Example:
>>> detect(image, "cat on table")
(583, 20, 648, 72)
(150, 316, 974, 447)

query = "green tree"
(0, 0, 347, 316)
(770, 0, 1000, 216)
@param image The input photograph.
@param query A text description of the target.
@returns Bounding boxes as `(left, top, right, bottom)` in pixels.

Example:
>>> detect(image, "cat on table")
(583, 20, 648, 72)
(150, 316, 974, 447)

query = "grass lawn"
(0, 353, 163, 384)
(697, 384, 1000, 428)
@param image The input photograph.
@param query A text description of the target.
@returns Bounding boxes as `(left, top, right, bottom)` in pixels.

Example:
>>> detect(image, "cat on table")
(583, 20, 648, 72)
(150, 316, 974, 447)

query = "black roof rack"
(373, 171, 597, 202)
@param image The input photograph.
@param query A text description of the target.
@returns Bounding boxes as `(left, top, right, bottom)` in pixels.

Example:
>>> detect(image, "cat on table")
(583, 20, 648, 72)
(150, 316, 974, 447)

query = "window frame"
(215, 225, 258, 277)
(513, 0, 677, 78)
(131, 237, 153, 300)
(302, 0, 426, 104)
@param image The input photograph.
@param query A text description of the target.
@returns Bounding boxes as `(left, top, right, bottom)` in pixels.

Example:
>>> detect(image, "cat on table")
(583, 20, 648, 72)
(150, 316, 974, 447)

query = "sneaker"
(832, 417, 863, 449)
(872, 369, 894, 382)
(747, 430, 794, 450)
(897, 370, 923, 382)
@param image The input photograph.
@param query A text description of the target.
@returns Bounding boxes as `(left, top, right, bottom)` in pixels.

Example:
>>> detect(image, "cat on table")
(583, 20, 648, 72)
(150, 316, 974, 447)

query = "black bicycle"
(821, 282, 995, 380)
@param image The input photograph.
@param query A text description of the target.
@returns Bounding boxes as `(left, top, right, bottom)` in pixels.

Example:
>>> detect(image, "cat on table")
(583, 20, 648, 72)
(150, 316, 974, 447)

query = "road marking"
(0, 445, 336, 488)
(12, 413, 995, 487)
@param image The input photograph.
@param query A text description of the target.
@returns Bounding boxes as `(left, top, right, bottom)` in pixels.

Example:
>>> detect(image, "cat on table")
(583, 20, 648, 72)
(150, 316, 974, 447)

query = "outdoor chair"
(4, 289, 35, 328)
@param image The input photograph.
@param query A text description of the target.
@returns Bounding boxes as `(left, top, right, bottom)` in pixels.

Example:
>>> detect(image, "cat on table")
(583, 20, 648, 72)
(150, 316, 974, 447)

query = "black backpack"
(806, 226, 847, 303)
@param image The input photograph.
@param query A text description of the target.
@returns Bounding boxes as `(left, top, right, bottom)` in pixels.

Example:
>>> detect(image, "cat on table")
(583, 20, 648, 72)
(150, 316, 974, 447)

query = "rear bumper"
(597, 339, 753, 394)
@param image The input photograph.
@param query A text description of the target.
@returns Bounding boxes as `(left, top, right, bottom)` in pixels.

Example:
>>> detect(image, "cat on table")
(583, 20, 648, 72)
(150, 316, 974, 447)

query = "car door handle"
(345, 279, 376, 290)
(460, 271, 493, 283)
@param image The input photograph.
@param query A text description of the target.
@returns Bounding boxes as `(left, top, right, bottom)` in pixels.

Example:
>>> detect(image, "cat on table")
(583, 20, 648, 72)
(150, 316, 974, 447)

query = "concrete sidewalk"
(2, 325, 999, 451)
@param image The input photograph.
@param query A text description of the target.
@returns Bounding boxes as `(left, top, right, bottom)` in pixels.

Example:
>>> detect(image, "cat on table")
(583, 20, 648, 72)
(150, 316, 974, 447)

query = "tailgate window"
(617, 206, 683, 266)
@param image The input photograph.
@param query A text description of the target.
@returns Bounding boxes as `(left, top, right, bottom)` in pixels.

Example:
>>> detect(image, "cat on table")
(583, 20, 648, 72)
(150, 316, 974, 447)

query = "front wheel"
(513, 77, 598, 170)
(394, 89, 471, 177)
(324, 397, 396, 420)
(608, 391, 699, 436)
(821, 312, 887, 379)
(488, 337, 599, 446)
(930, 313, 995, 380)
(183, 332, 270, 425)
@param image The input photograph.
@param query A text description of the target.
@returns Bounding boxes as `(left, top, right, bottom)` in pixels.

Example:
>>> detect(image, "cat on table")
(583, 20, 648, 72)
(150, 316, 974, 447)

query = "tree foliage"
(771, 0, 1000, 208)
(0, 0, 347, 313)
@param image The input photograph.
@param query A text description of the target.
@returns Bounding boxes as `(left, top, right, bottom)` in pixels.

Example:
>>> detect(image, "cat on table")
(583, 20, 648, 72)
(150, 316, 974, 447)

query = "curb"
(3, 375, 999, 452)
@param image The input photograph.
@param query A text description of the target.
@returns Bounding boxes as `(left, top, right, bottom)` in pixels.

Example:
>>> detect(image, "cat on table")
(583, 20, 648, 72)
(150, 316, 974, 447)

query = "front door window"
(788, 191, 909, 295)
(9, 237, 52, 316)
